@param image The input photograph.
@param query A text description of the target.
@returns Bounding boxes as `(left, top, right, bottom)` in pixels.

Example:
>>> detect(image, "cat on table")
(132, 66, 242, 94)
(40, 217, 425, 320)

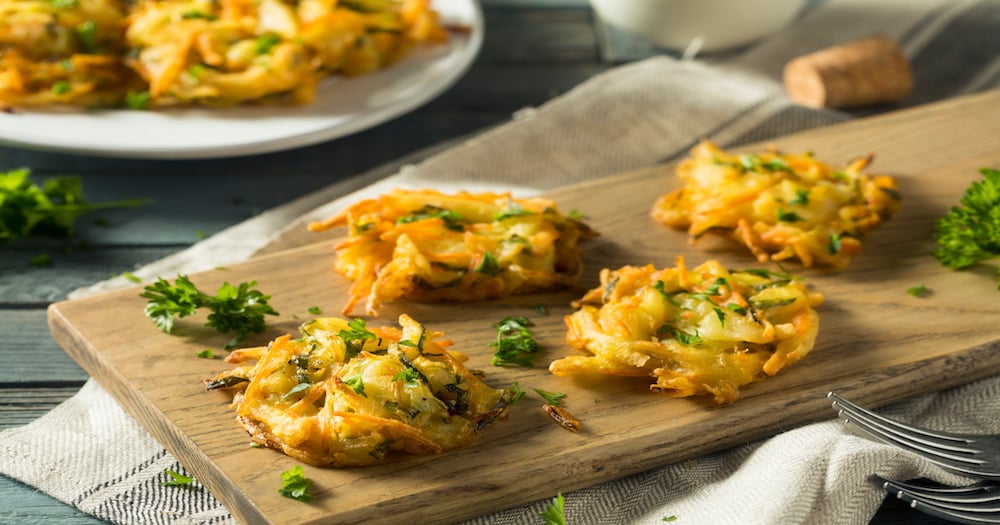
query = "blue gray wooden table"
(0, 1, 950, 523)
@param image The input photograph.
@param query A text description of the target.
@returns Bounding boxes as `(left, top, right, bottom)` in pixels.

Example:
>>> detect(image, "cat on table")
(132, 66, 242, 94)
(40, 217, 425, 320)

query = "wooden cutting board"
(49, 90, 1000, 525)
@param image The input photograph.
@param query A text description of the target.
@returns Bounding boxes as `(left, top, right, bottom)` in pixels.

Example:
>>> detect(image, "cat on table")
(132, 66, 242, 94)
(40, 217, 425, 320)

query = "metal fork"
(827, 392, 1000, 480)
(875, 476, 1000, 524)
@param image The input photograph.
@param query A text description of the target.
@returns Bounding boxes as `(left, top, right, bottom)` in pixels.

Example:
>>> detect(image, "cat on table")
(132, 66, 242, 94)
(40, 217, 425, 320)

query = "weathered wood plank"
(479, 8, 597, 64)
(0, 477, 105, 525)
(0, 387, 82, 430)
(0, 309, 89, 384)
(0, 247, 178, 304)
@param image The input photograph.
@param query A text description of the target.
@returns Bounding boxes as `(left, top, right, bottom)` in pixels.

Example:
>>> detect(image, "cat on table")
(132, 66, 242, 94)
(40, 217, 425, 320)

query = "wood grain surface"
(48, 90, 1000, 525)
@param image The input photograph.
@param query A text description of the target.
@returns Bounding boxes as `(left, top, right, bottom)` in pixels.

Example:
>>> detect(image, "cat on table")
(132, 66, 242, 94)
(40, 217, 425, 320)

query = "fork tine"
(875, 477, 1000, 524)
(876, 476, 1000, 505)
(827, 393, 987, 474)
(828, 392, 974, 448)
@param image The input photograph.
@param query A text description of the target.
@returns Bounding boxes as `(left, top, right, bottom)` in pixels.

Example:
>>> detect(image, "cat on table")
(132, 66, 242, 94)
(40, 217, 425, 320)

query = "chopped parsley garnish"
(397, 205, 464, 231)
(140, 275, 279, 349)
(906, 284, 929, 297)
(727, 303, 748, 315)
(490, 316, 540, 367)
(670, 328, 702, 346)
(533, 388, 566, 406)
(776, 207, 803, 222)
(125, 90, 151, 110)
(337, 318, 376, 358)
(566, 209, 585, 220)
(51, 81, 71, 95)
(828, 232, 842, 255)
(750, 297, 796, 309)
(539, 492, 567, 525)
(161, 469, 196, 487)
(739, 154, 790, 173)
(789, 189, 810, 206)
(494, 203, 533, 221)
(663, 516, 678, 523)
(75, 20, 97, 53)
(281, 382, 310, 400)
(392, 367, 422, 387)
(255, 33, 281, 54)
(181, 10, 217, 20)
(121, 271, 142, 283)
(0, 168, 147, 244)
(535, 304, 548, 315)
(194, 348, 214, 359)
(187, 64, 206, 79)
(933, 168, 1000, 287)
(307, 306, 322, 315)
(278, 465, 314, 502)
(713, 306, 726, 326)
(343, 375, 366, 396)
(476, 251, 500, 276)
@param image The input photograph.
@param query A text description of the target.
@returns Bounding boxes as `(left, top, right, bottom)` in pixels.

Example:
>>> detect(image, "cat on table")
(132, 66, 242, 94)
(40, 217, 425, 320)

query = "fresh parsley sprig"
(278, 465, 314, 502)
(490, 316, 540, 367)
(140, 275, 279, 349)
(539, 492, 567, 525)
(933, 168, 1000, 287)
(0, 168, 147, 244)
(161, 469, 196, 488)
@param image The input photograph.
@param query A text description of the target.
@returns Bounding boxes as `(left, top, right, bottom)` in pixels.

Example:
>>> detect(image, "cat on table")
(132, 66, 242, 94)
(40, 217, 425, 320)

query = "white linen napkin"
(4, 0, 1000, 523)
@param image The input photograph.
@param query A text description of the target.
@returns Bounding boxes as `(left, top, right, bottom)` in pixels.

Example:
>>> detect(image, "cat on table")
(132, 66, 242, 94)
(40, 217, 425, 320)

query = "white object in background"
(590, 0, 807, 53)
(0, 0, 482, 159)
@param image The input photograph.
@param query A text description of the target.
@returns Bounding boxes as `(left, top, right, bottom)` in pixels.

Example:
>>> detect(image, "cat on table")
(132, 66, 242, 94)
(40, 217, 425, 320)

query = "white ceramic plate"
(0, 0, 482, 159)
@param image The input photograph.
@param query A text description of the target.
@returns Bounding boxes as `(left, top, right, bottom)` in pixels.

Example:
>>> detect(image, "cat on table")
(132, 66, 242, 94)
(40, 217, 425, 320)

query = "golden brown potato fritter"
(651, 141, 900, 268)
(309, 188, 597, 316)
(207, 314, 519, 467)
(550, 256, 824, 405)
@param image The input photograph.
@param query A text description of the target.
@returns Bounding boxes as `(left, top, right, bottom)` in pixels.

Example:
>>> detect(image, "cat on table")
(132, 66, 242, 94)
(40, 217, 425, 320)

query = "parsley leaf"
(125, 90, 151, 110)
(933, 168, 1000, 287)
(307, 306, 322, 315)
(490, 316, 540, 367)
(139, 275, 279, 348)
(278, 465, 314, 502)
(338, 318, 376, 358)
(539, 492, 567, 525)
(494, 203, 533, 221)
(397, 205, 465, 231)
(161, 469, 196, 488)
(255, 33, 281, 54)
(392, 367, 422, 386)
(776, 207, 803, 222)
(194, 348, 214, 359)
(0, 168, 146, 244)
(906, 284, 929, 297)
(476, 251, 500, 276)
(343, 375, 366, 397)
(533, 388, 566, 406)
(670, 328, 702, 346)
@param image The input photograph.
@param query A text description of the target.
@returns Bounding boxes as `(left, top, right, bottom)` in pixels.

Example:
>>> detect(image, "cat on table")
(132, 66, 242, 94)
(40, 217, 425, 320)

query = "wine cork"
(783, 34, 913, 109)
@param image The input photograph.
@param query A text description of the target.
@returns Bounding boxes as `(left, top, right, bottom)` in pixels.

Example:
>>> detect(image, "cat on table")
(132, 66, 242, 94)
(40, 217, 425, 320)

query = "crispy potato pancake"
(207, 314, 519, 467)
(550, 256, 824, 404)
(651, 140, 900, 268)
(1, 0, 447, 108)
(308, 188, 598, 316)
